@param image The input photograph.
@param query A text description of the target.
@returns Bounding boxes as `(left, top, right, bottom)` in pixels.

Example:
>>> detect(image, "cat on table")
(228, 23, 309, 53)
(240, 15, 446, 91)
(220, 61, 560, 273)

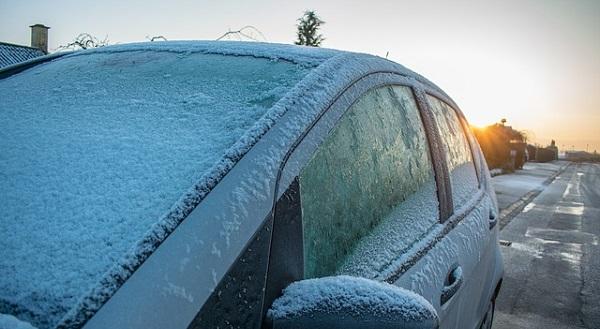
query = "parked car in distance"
(0, 41, 503, 329)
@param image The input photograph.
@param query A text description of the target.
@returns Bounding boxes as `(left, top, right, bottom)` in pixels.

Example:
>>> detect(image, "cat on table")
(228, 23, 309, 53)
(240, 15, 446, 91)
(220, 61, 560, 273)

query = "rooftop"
(0, 42, 45, 68)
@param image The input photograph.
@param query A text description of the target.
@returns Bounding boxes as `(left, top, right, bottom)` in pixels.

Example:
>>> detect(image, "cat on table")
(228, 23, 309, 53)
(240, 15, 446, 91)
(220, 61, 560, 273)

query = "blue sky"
(1, 0, 599, 151)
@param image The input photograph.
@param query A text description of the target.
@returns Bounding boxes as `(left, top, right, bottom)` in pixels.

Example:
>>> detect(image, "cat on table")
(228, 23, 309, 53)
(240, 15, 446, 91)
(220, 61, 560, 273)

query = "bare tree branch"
(58, 33, 110, 50)
(146, 35, 168, 42)
(216, 26, 267, 42)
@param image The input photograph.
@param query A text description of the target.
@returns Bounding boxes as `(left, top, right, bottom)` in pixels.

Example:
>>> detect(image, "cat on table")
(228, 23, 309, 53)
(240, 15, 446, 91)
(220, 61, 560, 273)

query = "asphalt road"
(493, 163, 600, 329)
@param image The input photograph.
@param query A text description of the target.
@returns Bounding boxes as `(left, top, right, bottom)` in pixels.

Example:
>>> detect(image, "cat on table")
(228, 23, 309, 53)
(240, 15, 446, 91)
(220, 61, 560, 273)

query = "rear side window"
(427, 96, 479, 210)
(299, 85, 439, 279)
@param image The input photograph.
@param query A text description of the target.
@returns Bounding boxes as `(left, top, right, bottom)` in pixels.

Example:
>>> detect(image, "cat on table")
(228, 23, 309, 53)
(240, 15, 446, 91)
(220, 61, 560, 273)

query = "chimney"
(30, 24, 50, 54)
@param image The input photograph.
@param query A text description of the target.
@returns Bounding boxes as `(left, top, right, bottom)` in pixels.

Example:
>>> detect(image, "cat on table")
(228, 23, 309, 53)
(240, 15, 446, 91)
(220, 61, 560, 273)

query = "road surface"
(493, 163, 600, 329)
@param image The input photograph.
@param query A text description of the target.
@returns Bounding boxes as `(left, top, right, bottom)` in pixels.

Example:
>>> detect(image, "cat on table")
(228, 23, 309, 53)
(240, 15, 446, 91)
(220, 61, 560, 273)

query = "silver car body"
(0, 41, 503, 329)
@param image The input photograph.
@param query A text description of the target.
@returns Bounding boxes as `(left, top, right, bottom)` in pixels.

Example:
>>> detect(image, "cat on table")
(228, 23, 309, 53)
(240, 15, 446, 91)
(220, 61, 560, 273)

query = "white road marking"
(562, 183, 572, 198)
(556, 205, 585, 216)
(522, 202, 536, 213)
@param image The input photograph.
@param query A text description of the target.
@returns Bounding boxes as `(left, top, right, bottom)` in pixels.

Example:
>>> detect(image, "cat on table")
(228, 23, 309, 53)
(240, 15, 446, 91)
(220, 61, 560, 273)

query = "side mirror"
(266, 275, 439, 329)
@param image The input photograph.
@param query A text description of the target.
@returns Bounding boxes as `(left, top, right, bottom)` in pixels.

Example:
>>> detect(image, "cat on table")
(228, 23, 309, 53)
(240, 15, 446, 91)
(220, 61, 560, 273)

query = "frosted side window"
(299, 86, 439, 279)
(427, 96, 479, 209)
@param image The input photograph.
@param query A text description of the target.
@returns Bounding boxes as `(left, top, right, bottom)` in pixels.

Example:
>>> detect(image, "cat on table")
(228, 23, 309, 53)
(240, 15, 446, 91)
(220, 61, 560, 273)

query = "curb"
(498, 162, 571, 231)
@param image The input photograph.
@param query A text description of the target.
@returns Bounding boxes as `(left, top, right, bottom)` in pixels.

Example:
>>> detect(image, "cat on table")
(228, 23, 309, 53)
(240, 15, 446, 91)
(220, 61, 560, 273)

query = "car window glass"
(427, 96, 479, 210)
(299, 85, 439, 279)
(463, 117, 482, 183)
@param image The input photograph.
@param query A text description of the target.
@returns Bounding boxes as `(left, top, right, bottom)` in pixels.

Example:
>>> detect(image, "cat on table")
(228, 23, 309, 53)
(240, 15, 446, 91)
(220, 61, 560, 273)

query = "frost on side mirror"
(266, 275, 439, 329)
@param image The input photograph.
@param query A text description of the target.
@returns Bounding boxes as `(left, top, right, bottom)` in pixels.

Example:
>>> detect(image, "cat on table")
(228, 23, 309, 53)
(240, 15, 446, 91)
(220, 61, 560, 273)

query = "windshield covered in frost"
(0, 49, 311, 328)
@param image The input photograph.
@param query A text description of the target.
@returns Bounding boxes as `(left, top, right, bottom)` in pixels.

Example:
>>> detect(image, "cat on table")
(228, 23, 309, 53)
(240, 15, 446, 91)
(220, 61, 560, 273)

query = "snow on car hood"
(0, 42, 326, 328)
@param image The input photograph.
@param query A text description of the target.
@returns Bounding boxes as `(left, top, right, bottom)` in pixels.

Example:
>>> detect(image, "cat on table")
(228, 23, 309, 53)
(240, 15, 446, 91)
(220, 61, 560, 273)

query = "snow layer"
(1, 40, 458, 328)
(267, 276, 437, 321)
(449, 163, 480, 210)
(0, 314, 37, 329)
(298, 85, 439, 278)
(57, 43, 407, 329)
(338, 180, 439, 279)
(0, 45, 313, 328)
(71, 40, 341, 68)
(401, 192, 490, 307)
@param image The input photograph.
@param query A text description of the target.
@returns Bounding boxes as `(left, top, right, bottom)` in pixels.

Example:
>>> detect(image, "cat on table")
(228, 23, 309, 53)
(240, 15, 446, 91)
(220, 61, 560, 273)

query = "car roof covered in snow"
(1, 40, 449, 99)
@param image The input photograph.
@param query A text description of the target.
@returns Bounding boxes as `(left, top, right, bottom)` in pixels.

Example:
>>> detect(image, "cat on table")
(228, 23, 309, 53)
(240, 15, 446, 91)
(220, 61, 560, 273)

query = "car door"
(423, 93, 496, 329)
(262, 73, 465, 328)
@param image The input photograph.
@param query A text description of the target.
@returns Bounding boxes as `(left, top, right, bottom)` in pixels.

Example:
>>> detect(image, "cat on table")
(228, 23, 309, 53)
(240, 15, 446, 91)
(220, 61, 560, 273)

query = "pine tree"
(295, 10, 325, 47)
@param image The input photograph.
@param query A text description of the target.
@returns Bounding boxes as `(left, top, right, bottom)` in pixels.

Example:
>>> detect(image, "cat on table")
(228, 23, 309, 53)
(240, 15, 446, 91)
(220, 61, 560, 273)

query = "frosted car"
(0, 41, 503, 329)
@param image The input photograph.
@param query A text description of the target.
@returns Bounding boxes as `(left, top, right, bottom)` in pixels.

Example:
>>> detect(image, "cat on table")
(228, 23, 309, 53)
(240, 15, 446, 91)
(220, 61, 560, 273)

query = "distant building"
(526, 144, 537, 161)
(565, 150, 600, 162)
(547, 140, 559, 159)
(533, 140, 559, 162)
(0, 24, 49, 69)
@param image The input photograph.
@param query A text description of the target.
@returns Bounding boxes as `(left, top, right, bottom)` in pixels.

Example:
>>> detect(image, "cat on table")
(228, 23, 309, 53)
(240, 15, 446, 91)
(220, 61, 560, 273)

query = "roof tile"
(0, 42, 45, 68)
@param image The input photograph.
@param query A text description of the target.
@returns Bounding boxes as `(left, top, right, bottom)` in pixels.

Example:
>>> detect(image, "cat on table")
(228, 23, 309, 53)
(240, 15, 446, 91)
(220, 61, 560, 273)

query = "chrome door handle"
(441, 265, 463, 305)
(489, 209, 498, 230)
